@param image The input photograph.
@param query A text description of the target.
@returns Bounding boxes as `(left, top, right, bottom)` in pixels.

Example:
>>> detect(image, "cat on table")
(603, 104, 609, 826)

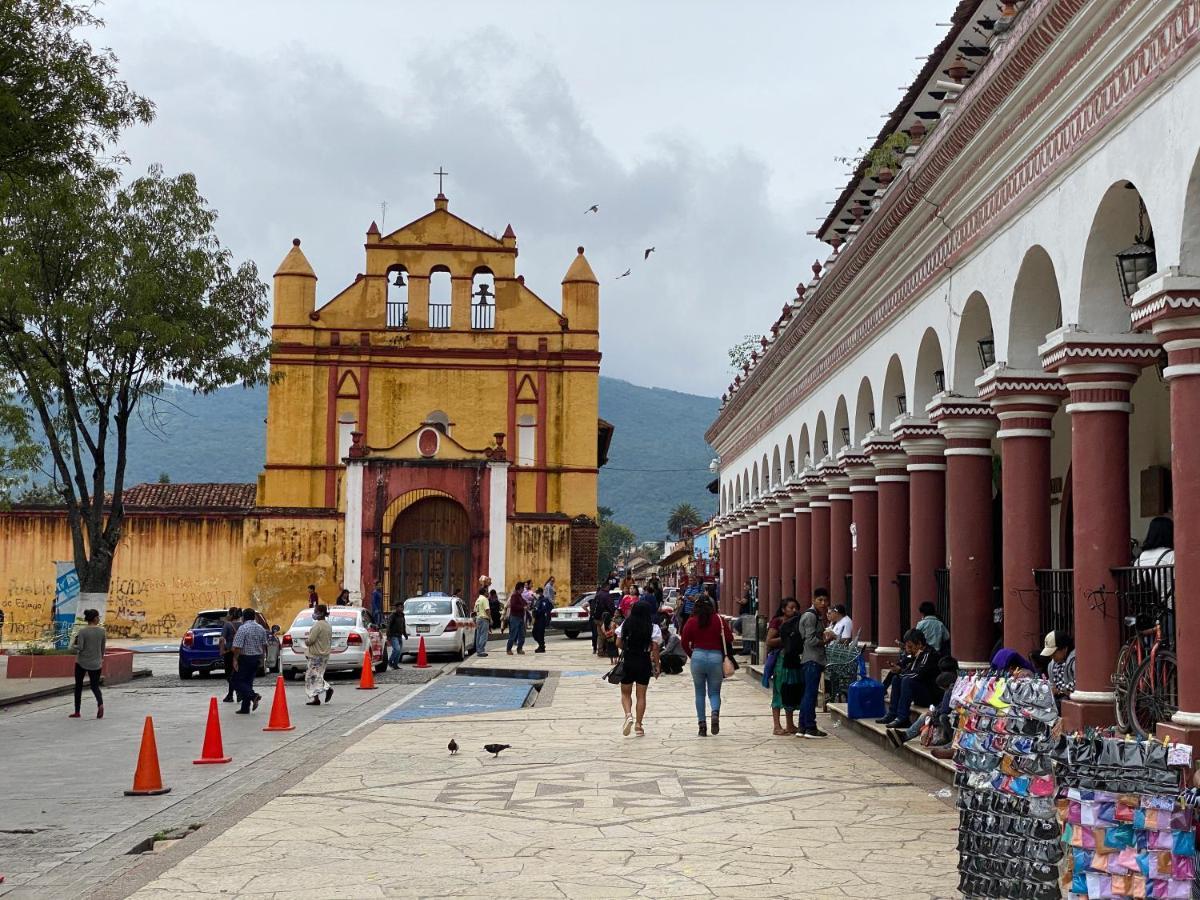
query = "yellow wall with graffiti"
(0, 512, 342, 644)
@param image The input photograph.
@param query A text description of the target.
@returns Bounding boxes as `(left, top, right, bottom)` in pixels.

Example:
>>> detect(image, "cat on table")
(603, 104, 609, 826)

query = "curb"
(0, 668, 152, 709)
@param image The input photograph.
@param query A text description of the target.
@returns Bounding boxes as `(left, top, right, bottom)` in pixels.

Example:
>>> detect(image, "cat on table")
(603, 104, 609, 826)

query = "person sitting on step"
(876, 629, 940, 729)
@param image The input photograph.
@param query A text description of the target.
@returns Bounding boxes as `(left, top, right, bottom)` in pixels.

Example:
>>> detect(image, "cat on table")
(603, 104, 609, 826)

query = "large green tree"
(667, 502, 702, 539)
(597, 507, 635, 584)
(0, 166, 271, 593)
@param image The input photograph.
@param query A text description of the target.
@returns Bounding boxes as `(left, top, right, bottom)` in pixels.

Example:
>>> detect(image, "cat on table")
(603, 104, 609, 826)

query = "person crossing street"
(532, 587, 553, 653)
(387, 604, 409, 669)
(474, 580, 491, 657)
(304, 603, 334, 706)
(231, 608, 268, 715)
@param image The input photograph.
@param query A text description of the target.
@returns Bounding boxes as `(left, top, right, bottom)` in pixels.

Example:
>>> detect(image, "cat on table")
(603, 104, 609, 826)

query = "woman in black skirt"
(616, 600, 661, 737)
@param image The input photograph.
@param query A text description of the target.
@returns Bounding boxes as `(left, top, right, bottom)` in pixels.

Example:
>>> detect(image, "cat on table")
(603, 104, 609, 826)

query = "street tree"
(667, 502, 702, 539)
(597, 507, 636, 582)
(0, 165, 271, 598)
(0, 0, 152, 188)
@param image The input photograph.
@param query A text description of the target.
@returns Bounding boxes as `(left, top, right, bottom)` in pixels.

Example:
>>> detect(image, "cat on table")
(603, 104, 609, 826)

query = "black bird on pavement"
(448, 738, 459, 755)
(484, 743, 511, 758)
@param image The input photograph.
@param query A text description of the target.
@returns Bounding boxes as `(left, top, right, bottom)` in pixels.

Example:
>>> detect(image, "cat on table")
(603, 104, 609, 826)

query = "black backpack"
(781, 616, 804, 668)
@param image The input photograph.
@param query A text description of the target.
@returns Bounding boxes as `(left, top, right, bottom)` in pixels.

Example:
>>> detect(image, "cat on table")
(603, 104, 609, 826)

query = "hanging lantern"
(1115, 199, 1157, 304)
(934, 369, 946, 393)
(977, 336, 996, 369)
(896, 394, 907, 415)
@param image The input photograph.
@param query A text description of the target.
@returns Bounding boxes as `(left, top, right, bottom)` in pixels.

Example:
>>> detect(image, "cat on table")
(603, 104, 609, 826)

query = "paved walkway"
(128, 641, 959, 899)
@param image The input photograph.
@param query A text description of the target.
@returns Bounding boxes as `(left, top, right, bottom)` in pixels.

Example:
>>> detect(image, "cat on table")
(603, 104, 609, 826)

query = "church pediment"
(378, 207, 506, 251)
(356, 425, 503, 464)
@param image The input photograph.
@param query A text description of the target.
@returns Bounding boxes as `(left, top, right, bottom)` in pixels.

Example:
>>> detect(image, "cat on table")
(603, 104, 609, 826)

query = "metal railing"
(471, 301, 495, 330)
(428, 302, 452, 329)
(1033, 568, 1074, 639)
(898, 573, 911, 636)
(935, 568, 952, 637)
(1112, 565, 1175, 647)
(386, 299, 408, 329)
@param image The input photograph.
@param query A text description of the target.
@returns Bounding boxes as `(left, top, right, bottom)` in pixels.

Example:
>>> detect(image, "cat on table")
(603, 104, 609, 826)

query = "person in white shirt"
(827, 604, 854, 643)
(1134, 516, 1175, 567)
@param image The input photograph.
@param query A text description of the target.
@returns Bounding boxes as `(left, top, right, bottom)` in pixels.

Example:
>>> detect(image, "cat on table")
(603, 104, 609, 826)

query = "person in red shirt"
(681, 597, 735, 736)
(506, 582, 528, 655)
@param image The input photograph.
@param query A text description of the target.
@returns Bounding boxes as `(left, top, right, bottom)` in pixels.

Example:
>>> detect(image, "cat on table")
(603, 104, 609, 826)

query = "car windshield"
(292, 610, 360, 627)
(404, 599, 453, 616)
(191, 612, 228, 629)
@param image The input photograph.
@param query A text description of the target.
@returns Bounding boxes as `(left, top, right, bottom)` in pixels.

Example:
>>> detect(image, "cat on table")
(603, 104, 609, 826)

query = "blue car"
(179, 608, 281, 680)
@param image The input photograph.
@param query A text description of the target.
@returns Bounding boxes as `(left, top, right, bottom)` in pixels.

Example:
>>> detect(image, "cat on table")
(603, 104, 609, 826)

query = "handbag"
(604, 653, 625, 685)
(719, 618, 736, 678)
(761, 649, 779, 688)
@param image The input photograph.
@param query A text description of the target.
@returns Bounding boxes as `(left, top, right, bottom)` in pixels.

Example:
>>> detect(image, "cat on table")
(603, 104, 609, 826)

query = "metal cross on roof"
(434, 166, 448, 194)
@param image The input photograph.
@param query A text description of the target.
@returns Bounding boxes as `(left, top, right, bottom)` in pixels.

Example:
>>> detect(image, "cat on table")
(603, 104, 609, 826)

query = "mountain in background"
(110, 377, 718, 540)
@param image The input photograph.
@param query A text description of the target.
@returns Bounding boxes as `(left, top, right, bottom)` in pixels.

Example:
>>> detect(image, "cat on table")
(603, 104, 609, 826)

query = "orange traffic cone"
(357, 649, 377, 690)
(125, 716, 172, 796)
(261, 675, 296, 732)
(415, 635, 430, 669)
(193, 696, 232, 764)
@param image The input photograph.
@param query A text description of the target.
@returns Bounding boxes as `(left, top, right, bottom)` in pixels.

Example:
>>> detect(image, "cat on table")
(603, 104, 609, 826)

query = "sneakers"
(516, 649, 526, 655)
(222, 694, 234, 703)
(478, 652, 489, 658)
(622, 715, 634, 736)
(874, 716, 894, 725)
(800, 727, 829, 739)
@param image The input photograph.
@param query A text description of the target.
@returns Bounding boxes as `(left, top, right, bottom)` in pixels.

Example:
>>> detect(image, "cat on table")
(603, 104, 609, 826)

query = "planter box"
(6, 648, 134, 684)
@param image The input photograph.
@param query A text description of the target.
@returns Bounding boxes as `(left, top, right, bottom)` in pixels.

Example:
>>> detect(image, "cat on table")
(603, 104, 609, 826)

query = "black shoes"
(222, 694, 234, 703)
(875, 716, 894, 725)
(698, 720, 707, 737)
(802, 727, 829, 739)
(711, 713, 720, 735)
(306, 698, 321, 706)
(325, 687, 334, 703)
(251, 694, 261, 711)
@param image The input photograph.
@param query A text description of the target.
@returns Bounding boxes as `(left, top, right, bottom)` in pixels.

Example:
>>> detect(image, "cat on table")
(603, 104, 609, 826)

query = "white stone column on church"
(343, 459, 364, 605)
(487, 460, 509, 597)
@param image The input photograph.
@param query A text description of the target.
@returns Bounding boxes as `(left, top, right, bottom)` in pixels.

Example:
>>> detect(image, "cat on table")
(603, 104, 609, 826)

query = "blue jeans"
(507, 617, 526, 651)
(475, 619, 490, 655)
(799, 661, 823, 730)
(689, 649, 724, 720)
(388, 636, 403, 668)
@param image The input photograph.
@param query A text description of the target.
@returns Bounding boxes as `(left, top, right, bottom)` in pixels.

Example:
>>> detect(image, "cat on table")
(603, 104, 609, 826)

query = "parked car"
(549, 593, 594, 639)
(179, 609, 281, 680)
(280, 606, 386, 680)
(400, 594, 475, 660)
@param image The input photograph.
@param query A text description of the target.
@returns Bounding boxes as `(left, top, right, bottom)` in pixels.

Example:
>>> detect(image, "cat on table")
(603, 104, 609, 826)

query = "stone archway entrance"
(386, 496, 471, 604)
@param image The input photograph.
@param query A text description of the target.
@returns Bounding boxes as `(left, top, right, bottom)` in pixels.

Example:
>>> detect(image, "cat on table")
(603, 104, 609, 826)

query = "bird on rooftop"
(644, 247, 655, 260)
(484, 743, 511, 758)
(448, 738, 458, 755)
(585, 204, 599, 214)
(616, 269, 631, 279)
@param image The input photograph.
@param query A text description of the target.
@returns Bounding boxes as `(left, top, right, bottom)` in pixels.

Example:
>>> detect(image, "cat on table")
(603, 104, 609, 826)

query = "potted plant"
(866, 132, 912, 185)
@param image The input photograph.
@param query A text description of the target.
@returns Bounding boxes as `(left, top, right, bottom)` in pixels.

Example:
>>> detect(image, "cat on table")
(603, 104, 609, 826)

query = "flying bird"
(448, 738, 459, 755)
(484, 743, 511, 758)
(644, 247, 655, 260)
(616, 269, 631, 279)
(585, 205, 599, 214)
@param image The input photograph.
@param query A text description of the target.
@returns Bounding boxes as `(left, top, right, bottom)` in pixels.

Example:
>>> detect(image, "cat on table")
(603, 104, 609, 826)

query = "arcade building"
(709, 0, 1200, 747)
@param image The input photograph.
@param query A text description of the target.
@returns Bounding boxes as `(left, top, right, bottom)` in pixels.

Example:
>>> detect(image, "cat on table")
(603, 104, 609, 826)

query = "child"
(603, 612, 620, 660)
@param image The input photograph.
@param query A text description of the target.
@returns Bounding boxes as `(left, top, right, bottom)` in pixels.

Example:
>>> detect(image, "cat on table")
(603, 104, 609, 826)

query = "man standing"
(543, 575, 556, 606)
(370, 583, 384, 624)
(506, 585, 528, 655)
(591, 581, 613, 654)
(231, 608, 269, 715)
(474, 581, 491, 657)
(218, 606, 241, 703)
(304, 603, 334, 706)
(532, 587, 553, 653)
(307, 584, 319, 609)
(387, 604, 408, 669)
(796, 587, 833, 739)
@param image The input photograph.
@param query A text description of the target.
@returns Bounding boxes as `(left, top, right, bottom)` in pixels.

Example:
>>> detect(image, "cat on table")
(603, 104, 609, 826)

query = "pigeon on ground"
(644, 247, 655, 260)
(616, 269, 631, 279)
(484, 743, 511, 758)
(585, 205, 599, 214)
(448, 738, 458, 755)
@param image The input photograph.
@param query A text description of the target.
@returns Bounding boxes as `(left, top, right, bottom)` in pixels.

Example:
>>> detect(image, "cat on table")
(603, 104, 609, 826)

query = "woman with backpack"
(765, 597, 801, 735)
(615, 600, 661, 737)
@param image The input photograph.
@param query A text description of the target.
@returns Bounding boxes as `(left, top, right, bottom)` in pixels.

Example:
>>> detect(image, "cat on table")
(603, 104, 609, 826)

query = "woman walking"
(304, 603, 334, 705)
(616, 600, 661, 736)
(69, 608, 105, 719)
(766, 597, 802, 735)
(681, 597, 734, 736)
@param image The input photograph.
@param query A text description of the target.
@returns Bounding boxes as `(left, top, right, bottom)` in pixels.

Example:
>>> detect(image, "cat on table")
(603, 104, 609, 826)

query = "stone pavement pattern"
(131, 643, 960, 899)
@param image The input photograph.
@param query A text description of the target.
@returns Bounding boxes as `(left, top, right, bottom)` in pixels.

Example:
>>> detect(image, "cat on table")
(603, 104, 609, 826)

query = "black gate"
(386, 542, 470, 604)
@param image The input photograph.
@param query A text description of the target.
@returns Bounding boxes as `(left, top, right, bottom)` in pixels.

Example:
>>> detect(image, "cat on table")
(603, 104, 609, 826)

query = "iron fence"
(935, 568, 952, 639)
(471, 301, 495, 330)
(898, 573, 911, 636)
(386, 299, 408, 329)
(1033, 568, 1074, 640)
(1112, 565, 1175, 647)
(428, 302, 452, 329)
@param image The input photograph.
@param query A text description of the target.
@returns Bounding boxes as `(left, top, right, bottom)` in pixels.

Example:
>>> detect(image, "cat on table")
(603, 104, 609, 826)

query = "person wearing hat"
(990, 647, 1035, 675)
(1038, 630, 1075, 706)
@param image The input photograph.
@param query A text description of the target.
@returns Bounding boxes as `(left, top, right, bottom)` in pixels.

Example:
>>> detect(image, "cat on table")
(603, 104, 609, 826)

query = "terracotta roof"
(122, 483, 257, 510)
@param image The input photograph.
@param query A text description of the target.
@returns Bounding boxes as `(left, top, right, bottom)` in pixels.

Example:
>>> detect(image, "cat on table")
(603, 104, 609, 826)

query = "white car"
(280, 606, 386, 680)
(402, 594, 475, 661)
(549, 593, 593, 638)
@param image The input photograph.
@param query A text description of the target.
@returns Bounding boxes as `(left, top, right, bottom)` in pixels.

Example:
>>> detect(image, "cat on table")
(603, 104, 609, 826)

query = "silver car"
(280, 606, 386, 679)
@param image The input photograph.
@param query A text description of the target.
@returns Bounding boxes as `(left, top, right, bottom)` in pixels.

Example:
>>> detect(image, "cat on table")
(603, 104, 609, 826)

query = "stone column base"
(1061, 697, 1117, 731)
(869, 647, 900, 682)
(1157, 714, 1200, 756)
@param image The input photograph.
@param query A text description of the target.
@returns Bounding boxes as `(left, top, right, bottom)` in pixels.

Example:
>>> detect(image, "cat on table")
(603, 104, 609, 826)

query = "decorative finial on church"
(503, 223, 516, 239)
(812, 259, 822, 277)
(434, 166, 448, 198)
(577, 246, 585, 255)
(292, 238, 301, 247)
(367, 220, 380, 236)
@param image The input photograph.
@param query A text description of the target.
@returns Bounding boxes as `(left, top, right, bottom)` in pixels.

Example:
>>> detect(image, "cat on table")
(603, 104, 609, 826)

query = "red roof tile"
(122, 483, 257, 510)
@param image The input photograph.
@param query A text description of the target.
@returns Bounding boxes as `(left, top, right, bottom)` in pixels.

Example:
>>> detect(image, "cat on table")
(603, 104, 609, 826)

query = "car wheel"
(285, 668, 300, 681)
(457, 639, 466, 662)
(178, 663, 192, 680)
(271, 655, 282, 675)
(374, 653, 388, 674)
(564, 629, 580, 639)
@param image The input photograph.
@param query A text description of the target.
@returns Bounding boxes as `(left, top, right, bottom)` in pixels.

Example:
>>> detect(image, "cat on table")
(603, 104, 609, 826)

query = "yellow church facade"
(0, 192, 606, 642)
(262, 191, 608, 606)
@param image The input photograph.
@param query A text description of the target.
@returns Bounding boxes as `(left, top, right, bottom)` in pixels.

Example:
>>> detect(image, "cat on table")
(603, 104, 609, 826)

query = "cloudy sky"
(96, 1, 949, 396)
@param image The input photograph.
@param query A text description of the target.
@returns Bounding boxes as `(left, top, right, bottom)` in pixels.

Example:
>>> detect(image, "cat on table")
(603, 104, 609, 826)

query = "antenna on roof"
(380, 201, 388, 227)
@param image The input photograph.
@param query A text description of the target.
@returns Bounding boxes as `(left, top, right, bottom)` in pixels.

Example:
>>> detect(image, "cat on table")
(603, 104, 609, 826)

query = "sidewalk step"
(827, 703, 955, 785)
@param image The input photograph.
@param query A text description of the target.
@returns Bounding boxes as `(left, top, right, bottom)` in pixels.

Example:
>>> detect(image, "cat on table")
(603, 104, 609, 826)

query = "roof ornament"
(434, 166, 449, 196)
(812, 259, 823, 278)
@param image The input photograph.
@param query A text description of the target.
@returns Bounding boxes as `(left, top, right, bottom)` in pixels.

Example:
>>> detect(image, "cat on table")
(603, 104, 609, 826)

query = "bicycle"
(1112, 614, 1177, 738)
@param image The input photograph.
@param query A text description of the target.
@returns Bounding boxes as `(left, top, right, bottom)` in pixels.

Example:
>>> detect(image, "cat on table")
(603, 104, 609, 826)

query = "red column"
(841, 451, 877, 642)
(746, 521, 760, 609)
(1044, 334, 1157, 730)
(806, 480, 831, 594)
(1138, 297, 1200, 742)
(719, 526, 733, 615)
(866, 437, 909, 653)
(766, 505, 783, 612)
(780, 510, 797, 601)
(825, 464, 853, 608)
(756, 516, 770, 612)
(895, 420, 946, 623)
(794, 498, 812, 603)
(933, 400, 998, 667)
(980, 374, 1065, 656)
